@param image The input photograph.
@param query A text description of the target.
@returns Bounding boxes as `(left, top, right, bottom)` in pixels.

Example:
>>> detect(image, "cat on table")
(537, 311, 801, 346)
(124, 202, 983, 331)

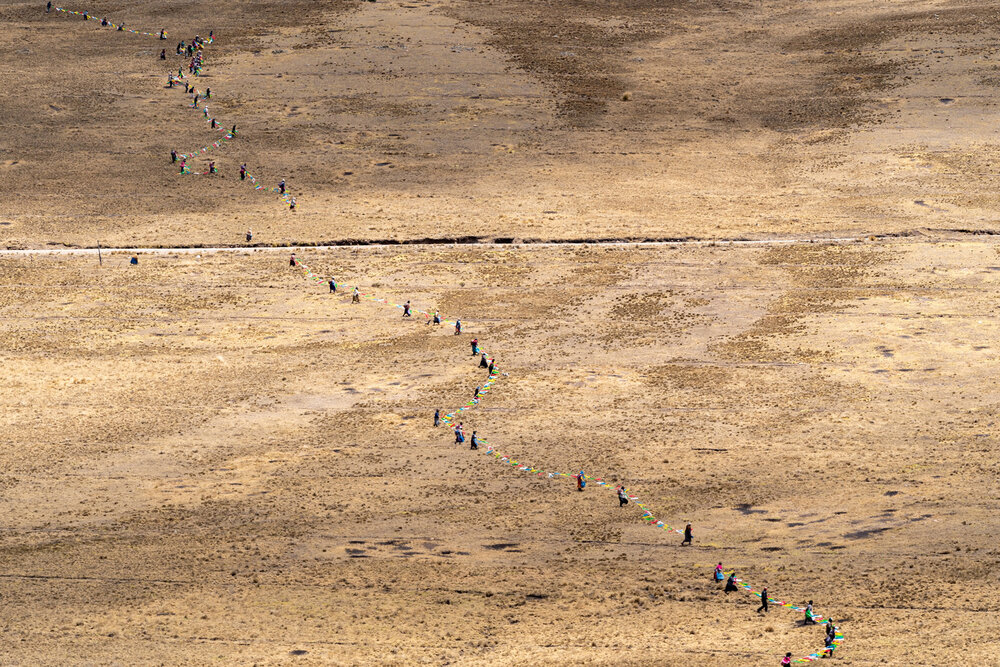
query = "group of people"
(452, 423, 479, 450)
(715, 565, 838, 660)
(174, 145, 288, 190)
(49, 6, 248, 186)
(287, 256, 836, 664)
(176, 34, 211, 58)
(434, 294, 839, 663)
(188, 49, 204, 76)
(150, 21, 291, 205)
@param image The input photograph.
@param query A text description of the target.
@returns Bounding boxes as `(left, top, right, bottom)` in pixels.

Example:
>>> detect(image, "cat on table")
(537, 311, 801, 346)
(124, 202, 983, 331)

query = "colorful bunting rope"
(50, 6, 293, 208)
(46, 4, 841, 660)
(293, 257, 843, 662)
(52, 6, 160, 36)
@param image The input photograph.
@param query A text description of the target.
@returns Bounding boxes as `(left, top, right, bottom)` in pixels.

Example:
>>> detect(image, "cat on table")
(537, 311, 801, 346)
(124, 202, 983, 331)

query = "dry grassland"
(2, 0, 1000, 664)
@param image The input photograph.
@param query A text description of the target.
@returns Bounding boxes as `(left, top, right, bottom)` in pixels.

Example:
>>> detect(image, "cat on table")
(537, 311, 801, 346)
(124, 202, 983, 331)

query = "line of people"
(288, 254, 841, 663)
(51, 4, 294, 208)
(429, 290, 839, 663)
(715, 564, 839, 660)
(162, 32, 294, 206)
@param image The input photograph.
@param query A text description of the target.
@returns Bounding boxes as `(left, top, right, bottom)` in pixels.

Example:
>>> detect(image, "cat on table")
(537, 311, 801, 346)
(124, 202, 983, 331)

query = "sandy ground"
(3, 0, 1000, 664)
(1, 241, 1000, 664)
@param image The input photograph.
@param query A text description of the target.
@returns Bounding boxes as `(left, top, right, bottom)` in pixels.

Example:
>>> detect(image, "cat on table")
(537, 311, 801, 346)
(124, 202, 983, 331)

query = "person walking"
(474, 386, 481, 400)
(279, 179, 286, 195)
(454, 319, 461, 335)
(328, 277, 336, 293)
(239, 163, 246, 180)
(575, 471, 586, 491)
(617, 485, 629, 507)
(724, 573, 738, 593)
(682, 523, 693, 546)
(403, 301, 411, 317)
(470, 431, 478, 450)
(46, 2, 51, 13)
(289, 253, 296, 267)
(454, 423, 464, 444)
(170, 149, 178, 163)
(352, 287, 361, 303)
(433, 409, 440, 427)
(487, 359, 495, 376)
(479, 352, 488, 369)
(160, 49, 166, 60)
(781, 653, 792, 667)
(288, 198, 297, 211)
(470, 338, 478, 355)
(804, 601, 817, 625)
(714, 563, 724, 583)
(823, 621, 837, 658)
(757, 587, 769, 614)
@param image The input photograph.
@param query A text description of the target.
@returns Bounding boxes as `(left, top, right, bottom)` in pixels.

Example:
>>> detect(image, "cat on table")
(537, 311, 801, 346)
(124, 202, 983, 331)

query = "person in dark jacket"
(757, 587, 769, 614)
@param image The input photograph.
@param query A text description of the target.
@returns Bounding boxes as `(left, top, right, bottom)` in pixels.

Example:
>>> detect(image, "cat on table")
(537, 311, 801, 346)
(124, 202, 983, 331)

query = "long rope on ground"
(293, 257, 844, 662)
(50, 5, 295, 209)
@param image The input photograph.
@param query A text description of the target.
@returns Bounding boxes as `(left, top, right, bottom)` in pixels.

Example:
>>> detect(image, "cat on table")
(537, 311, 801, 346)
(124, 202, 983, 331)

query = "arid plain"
(2, 0, 1000, 664)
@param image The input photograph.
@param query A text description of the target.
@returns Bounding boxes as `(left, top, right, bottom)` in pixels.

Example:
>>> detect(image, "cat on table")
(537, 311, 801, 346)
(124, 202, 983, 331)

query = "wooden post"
(97, 241, 102, 266)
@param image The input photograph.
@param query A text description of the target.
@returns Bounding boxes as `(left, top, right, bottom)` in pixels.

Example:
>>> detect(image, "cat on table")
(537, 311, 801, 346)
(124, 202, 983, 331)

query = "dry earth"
(1, 242, 1000, 664)
(2, 0, 1000, 664)
(3, 0, 1000, 246)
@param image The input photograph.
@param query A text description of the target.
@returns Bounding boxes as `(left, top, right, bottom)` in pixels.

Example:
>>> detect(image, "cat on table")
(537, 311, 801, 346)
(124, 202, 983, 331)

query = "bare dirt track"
(3, 0, 1000, 664)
